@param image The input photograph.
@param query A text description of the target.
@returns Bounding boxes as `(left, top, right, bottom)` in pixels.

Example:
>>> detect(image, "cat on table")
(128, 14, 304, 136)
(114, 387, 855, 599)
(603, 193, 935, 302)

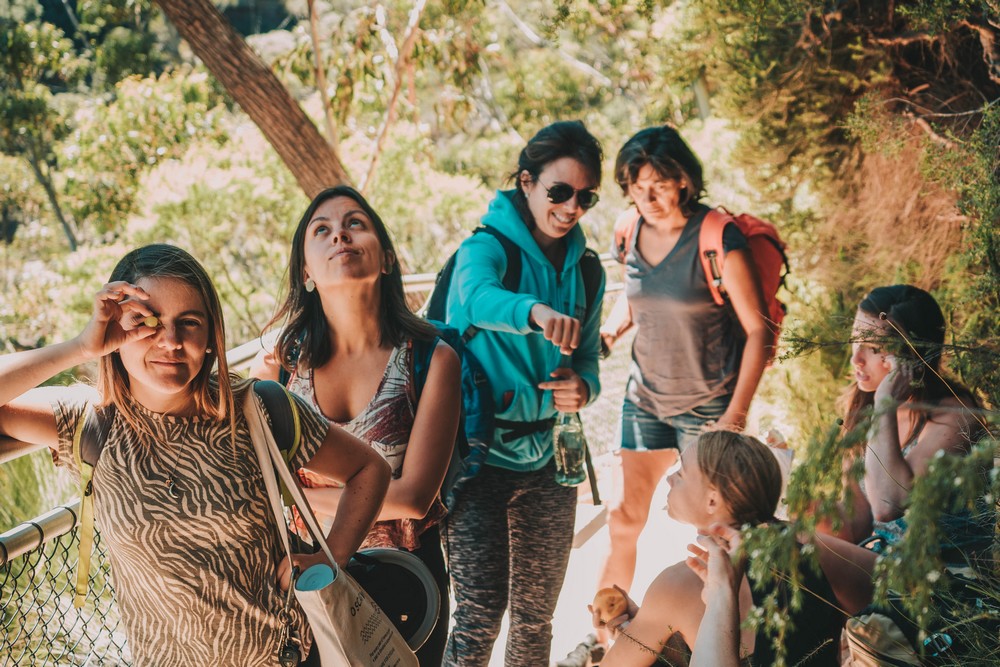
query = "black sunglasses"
(539, 180, 600, 210)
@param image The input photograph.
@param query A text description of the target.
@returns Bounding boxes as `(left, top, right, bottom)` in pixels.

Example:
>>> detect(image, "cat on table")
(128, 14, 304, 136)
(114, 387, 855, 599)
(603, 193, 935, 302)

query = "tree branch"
(958, 19, 1000, 85)
(358, 0, 427, 194)
(154, 0, 351, 197)
(494, 0, 612, 88)
(307, 0, 341, 156)
(25, 143, 77, 251)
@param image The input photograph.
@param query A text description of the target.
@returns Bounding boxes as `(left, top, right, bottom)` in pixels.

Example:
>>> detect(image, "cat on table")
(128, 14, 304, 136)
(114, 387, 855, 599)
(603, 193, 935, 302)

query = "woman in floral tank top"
(254, 186, 461, 666)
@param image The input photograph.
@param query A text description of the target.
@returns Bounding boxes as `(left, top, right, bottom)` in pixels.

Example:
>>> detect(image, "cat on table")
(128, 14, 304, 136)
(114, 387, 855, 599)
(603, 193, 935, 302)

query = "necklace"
(146, 438, 185, 499)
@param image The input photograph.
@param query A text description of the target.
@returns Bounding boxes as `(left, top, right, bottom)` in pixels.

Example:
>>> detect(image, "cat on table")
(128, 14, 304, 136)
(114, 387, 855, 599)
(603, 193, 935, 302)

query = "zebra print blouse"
(52, 384, 330, 667)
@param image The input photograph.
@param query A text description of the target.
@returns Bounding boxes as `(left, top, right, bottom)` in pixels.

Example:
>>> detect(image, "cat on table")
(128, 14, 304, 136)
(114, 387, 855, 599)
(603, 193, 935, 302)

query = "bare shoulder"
(644, 560, 704, 608)
(432, 339, 460, 367)
(249, 347, 281, 381)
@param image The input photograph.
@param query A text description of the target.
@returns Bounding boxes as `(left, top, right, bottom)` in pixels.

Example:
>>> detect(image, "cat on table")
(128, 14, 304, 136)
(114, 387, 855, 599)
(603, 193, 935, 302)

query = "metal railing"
(1, 503, 129, 666)
(0, 258, 622, 665)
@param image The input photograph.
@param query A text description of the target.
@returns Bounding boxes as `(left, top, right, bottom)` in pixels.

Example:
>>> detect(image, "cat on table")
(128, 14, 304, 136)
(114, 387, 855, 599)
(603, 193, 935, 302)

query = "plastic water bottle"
(553, 412, 587, 486)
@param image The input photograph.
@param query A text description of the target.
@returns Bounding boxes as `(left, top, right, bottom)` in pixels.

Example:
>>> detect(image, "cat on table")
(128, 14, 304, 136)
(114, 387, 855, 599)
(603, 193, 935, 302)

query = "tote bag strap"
(244, 388, 337, 569)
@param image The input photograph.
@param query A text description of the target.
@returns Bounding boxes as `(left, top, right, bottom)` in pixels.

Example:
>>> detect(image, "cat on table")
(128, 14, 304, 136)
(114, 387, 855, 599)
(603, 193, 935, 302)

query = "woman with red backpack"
(581, 125, 775, 658)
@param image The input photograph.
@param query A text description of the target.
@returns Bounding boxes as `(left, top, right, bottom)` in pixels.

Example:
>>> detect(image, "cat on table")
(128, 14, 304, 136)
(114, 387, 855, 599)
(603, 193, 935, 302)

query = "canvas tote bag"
(245, 390, 418, 667)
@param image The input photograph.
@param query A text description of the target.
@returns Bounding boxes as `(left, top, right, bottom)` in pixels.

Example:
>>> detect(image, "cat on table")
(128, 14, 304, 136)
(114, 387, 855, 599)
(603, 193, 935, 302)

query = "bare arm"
(290, 427, 391, 571)
(715, 249, 773, 431)
(865, 360, 974, 522)
(600, 279, 633, 353)
(813, 532, 876, 615)
(380, 342, 459, 518)
(813, 454, 874, 543)
(0, 281, 156, 449)
(686, 527, 745, 667)
(602, 562, 705, 667)
(249, 348, 281, 382)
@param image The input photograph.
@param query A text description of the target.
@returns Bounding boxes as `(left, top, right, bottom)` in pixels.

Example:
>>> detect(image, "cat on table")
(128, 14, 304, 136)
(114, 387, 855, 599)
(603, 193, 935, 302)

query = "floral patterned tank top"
(287, 342, 447, 551)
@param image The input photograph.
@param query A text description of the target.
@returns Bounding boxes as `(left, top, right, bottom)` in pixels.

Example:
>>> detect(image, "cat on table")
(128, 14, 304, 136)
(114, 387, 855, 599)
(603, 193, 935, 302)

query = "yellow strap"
(72, 409, 96, 609)
(280, 386, 302, 507)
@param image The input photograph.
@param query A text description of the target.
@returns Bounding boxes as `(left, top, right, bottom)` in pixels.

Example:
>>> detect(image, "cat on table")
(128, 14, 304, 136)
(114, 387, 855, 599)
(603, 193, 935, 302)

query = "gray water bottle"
(552, 412, 587, 486)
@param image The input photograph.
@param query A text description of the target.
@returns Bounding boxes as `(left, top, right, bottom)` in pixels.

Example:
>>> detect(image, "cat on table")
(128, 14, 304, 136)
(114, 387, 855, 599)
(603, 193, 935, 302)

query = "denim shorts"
(618, 394, 731, 453)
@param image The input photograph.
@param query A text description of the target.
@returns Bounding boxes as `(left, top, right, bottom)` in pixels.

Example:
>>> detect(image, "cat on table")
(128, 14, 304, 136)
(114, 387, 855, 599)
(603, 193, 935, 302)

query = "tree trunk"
(154, 0, 351, 197)
(26, 151, 77, 251)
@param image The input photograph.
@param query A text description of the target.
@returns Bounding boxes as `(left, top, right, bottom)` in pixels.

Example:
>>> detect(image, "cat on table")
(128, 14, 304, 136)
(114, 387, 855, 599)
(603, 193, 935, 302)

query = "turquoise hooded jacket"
(445, 190, 605, 472)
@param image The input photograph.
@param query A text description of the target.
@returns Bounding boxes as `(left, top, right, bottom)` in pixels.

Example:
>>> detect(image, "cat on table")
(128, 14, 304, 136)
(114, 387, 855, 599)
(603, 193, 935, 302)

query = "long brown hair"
(697, 431, 782, 526)
(841, 285, 980, 440)
(98, 244, 239, 439)
(268, 185, 436, 373)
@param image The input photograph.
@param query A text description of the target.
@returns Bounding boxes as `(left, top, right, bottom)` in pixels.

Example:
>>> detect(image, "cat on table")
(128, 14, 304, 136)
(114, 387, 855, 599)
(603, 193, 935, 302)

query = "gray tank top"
(620, 205, 747, 418)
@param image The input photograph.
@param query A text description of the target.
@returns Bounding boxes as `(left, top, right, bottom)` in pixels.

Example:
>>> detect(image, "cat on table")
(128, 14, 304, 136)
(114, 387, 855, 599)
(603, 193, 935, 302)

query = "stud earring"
(305, 278, 316, 293)
(205, 348, 213, 354)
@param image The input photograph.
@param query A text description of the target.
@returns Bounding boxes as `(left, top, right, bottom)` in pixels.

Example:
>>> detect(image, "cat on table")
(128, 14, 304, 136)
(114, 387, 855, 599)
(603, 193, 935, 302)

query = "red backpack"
(613, 206, 789, 334)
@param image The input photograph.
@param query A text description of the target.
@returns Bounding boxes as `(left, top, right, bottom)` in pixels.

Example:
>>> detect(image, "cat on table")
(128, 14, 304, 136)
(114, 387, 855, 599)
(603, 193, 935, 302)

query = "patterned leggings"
(443, 460, 577, 667)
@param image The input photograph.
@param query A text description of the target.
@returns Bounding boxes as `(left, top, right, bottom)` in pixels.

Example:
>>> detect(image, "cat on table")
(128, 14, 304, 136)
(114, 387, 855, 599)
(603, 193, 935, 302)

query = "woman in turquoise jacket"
(443, 120, 606, 667)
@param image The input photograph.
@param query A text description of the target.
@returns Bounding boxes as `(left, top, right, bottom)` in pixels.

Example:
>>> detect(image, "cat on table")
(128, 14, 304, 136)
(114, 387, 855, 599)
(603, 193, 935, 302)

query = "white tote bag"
(245, 389, 418, 667)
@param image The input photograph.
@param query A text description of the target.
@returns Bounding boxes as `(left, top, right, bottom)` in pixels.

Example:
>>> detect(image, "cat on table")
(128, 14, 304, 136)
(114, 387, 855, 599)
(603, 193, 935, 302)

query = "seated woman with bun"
(596, 431, 876, 667)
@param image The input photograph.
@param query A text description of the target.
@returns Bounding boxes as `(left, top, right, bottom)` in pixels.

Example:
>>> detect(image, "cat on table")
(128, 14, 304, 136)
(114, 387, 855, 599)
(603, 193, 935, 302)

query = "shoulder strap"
(253, 380, 303, 508)
(72, 404, 109, 609)
(698, 209, 731, 306)
(252, 380, 301, 460)
(424, 226, 520, 333)
(455, 226, 521, 343)
(475, 226, 521, 292)
(411, 336, 439, 404)
(579, 248, 603, 316)
(277, 333, 304, 387)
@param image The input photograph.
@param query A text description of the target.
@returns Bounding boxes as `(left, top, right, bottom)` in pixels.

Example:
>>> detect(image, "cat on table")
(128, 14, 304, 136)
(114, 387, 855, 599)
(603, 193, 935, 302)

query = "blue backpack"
(412, 326, 492, 510)
(420, 226, 604, 507)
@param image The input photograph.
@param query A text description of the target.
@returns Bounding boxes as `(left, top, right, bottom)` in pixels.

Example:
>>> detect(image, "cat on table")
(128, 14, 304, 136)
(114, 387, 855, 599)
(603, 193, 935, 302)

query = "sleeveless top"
(51, 385, 330, 666)
(287, 342, 447, 551)
(616, 204, 748, 418)
(862, 419, 992, 561)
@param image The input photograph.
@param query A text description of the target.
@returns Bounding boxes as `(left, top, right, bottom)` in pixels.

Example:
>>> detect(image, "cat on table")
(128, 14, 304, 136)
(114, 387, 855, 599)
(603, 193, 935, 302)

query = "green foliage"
(1, 1, 999, 661)
(61, 69, 229, 236)
(139, 145, 306, 345)
(872, 438, 997, 627)
(360, 124, 492, 271)
(896, 0, 991, 34)
(0, 16, 88, 159)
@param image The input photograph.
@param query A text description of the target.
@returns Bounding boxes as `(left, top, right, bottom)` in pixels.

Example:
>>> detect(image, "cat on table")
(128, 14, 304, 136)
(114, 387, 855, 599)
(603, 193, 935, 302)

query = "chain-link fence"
(1, 504, 130, 667)
(0, 262, 625, 666)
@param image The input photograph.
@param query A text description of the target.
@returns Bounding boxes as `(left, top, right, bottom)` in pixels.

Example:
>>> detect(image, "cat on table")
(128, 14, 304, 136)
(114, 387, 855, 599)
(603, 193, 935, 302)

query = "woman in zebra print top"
(0, 244, 391, 666)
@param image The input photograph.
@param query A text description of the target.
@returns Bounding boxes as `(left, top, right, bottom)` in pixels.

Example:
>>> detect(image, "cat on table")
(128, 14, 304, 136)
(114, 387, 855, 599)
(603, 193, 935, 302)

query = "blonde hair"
(696, 431, 782, 525)
(97, 244, 239, 441)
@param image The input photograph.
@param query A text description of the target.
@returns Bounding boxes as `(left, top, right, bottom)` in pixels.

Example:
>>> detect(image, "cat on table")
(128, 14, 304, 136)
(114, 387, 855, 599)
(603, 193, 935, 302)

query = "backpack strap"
(277, 333, 304, 387)
(698, 209, 731, 306)
(252, 380, 302, 506)
(579, 248, 603, 317)
(411, 336, 439, 403)
(459, 226, 521, 343)
(72, 404, 110, 609)
(476, 226, 521, 293)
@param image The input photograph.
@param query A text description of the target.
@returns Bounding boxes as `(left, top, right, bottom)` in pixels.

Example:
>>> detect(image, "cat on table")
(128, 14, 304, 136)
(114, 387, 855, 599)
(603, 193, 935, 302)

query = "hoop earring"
(305, 278, 316, 293)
